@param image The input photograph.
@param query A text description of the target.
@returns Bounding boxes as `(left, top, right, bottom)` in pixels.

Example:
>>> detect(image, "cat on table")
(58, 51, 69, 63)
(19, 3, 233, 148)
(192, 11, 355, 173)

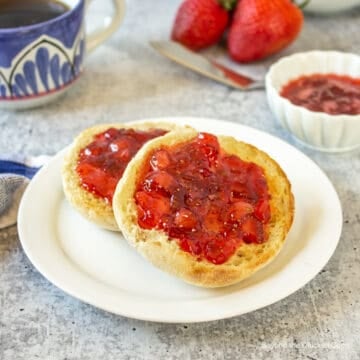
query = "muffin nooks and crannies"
(113, 128, 294, 288)
(62, 122, 183, 231)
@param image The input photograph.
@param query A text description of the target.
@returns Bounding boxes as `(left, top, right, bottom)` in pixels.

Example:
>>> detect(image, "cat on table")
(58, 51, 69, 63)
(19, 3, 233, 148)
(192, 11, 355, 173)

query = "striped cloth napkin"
(0, 155, 51, 229)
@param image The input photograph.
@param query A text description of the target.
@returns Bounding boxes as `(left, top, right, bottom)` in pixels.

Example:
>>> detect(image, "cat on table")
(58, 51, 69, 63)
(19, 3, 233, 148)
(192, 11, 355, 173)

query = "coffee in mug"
(0, 0, 70, 28)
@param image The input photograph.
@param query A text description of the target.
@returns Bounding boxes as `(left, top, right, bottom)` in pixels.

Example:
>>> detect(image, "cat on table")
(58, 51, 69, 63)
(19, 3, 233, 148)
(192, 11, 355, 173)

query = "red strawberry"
(143, 171, 178, 194)
(76, 163, 118, 203)
(196, 132, 220, 165)
(174, 208, 198, 229)
(228, 0, 304, 62)
(228, 201, 254, 222)
(254, 198, 270, 223)
(135, 191, 170, 228)
(171, 0, 237, 51)
(150, 150, 171, 170)
(240, 215, 264, 243)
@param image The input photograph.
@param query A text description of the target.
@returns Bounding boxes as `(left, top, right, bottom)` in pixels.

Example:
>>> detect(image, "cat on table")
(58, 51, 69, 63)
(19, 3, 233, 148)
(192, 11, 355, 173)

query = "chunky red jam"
(76, 128, 167, 203)
(281, 73, 360, 115)
(134, 133, 271, 265)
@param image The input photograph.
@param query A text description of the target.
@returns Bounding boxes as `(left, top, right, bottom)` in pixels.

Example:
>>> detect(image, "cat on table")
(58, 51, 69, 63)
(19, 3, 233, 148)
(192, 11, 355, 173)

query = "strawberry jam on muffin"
(62, 122, 184, 231)
(113, 128, 294, 287)
(134, 133, 271, 265)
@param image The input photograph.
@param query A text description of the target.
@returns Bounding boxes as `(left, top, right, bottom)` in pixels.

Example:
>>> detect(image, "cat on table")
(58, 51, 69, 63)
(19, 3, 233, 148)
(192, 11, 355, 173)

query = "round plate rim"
(18, 116, 343, 323)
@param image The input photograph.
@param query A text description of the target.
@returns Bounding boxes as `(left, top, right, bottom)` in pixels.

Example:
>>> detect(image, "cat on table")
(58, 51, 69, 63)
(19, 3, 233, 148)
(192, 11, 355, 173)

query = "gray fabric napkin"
(0, 155, 51, 229)
(0, 175, 29, 229)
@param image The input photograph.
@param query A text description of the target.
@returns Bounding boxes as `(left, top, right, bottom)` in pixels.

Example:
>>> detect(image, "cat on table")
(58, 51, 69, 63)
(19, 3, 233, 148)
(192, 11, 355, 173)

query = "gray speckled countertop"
(1, 1, 360, 359)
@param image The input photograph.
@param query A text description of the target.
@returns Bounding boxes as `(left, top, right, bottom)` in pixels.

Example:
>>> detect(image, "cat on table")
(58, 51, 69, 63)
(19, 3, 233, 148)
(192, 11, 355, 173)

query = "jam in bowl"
(266, 51, 360, 152)
(280, 73, 360, 116)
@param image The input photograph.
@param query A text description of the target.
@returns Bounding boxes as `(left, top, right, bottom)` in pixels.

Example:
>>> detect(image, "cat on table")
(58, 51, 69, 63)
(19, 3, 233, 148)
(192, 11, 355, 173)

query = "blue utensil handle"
(0, 160, 39, 179)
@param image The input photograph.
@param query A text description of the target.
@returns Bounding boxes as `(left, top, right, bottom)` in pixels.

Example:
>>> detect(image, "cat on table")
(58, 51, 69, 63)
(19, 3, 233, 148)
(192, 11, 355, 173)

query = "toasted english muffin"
(62, 121, 184, 231)
(113, 128, 294, 287)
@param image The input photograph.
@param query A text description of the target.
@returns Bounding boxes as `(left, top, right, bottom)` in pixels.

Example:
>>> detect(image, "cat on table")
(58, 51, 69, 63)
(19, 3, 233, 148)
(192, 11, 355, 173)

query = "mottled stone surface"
(1, 1, 360, 359)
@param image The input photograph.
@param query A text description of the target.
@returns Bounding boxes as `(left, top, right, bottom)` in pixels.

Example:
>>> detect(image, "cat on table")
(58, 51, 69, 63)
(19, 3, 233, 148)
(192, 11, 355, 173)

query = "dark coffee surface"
(0, 0, 69, 29)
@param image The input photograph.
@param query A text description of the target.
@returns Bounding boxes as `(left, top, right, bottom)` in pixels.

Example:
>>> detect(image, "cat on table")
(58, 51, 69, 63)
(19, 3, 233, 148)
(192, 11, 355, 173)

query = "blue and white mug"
(0, 0, 126, 110)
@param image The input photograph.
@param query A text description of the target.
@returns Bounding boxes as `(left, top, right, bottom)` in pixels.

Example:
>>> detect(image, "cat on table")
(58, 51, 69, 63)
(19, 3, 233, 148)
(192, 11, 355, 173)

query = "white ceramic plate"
(18, 117, 343, 323)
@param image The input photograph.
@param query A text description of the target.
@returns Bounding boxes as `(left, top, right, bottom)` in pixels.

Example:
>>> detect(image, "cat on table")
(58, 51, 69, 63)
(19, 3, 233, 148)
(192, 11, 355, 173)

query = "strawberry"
(150, 150, 171, 170)
(196, 132, 220, 165)
(240, 215, 264, 243)
(135, 191, 170, 229)
(254, 198, 270, 223)
(171, 0, 237, 51)
(228, 201, 254, 222)
(174, 208, 198, 229)
(76, 163, 118, 203)
(228, 0, 304, 62)
(143, 171, 178, 194)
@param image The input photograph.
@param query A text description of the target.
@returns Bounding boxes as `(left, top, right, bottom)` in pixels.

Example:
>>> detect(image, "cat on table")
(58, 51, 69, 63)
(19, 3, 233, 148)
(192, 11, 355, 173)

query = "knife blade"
(150, 40, 264, 90)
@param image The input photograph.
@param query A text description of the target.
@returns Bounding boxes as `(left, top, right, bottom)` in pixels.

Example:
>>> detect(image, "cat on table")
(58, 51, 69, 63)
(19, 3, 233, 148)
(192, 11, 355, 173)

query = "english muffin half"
(62, 121, 185, 231)
(113, 128, 294, 287)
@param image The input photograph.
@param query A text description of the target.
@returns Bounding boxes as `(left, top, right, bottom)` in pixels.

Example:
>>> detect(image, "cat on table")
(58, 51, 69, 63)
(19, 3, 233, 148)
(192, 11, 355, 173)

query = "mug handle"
(85, 0, 126, 53)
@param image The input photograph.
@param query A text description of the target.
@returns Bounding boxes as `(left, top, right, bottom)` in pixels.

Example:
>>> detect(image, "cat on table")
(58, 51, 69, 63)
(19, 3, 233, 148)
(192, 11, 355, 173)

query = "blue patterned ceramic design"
(0, 34, 85, 99)
(0, 0, 85, 105)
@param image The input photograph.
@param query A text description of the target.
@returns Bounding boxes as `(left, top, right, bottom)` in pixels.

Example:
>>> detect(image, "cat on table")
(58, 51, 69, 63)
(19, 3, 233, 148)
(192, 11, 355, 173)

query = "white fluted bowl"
(266, 51, 360, 152)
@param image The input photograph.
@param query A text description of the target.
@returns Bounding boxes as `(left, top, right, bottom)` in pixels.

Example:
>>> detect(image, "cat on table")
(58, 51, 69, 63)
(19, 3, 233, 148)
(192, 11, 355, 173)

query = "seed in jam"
(281, 73, 360, 115)
(76, 128, 167, 203)
(134, 133, 271, 265)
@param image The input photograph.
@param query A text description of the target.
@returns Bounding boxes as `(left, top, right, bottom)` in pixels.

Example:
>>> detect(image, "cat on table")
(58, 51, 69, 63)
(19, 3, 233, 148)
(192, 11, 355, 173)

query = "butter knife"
(150, 40, 264, 90)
